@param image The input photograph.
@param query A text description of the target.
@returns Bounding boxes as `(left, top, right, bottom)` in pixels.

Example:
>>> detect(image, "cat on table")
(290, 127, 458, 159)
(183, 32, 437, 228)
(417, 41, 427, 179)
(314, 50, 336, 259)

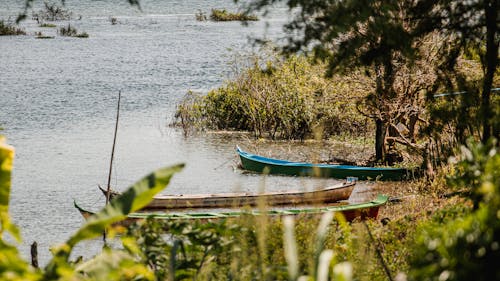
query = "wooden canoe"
(237, 146, 409, 181)
(99, 181, 356, 210)
(75, 194, 388, 223)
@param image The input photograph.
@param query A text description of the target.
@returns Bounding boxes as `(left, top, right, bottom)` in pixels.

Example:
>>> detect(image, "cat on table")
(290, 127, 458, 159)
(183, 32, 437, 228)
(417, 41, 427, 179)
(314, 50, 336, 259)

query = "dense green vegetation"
(176, 53, 371, 140)
(4, 0, 499, 280)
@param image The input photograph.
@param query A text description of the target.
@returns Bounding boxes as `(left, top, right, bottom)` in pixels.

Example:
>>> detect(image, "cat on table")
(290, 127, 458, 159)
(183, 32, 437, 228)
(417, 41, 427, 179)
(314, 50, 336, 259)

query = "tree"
(410, 0, 499, 143)
(244, 0, 428, 163)
(244, 0, 499, 151)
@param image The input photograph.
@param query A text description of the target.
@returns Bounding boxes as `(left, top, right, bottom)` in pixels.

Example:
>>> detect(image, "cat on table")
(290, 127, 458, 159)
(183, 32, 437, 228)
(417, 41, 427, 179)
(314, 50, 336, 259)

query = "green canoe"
(75, 195, 388, 223)
(237, 146, 409, 181)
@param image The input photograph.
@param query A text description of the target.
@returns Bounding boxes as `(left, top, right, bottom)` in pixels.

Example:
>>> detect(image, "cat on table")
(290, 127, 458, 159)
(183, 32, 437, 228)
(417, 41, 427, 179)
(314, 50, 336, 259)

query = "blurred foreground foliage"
(1, 133, 499, 280)
(409, 139, 500, 281)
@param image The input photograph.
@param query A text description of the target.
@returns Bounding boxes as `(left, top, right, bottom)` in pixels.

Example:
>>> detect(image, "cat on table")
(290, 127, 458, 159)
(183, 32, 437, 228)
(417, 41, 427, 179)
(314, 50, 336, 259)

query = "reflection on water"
(0, 0, 374, 265)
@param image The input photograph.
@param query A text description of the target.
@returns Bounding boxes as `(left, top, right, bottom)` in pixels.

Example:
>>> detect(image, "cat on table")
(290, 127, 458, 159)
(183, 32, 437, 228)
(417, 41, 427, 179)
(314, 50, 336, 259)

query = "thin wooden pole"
(106, 91, 121, 205)
(103, 91, 121, 243)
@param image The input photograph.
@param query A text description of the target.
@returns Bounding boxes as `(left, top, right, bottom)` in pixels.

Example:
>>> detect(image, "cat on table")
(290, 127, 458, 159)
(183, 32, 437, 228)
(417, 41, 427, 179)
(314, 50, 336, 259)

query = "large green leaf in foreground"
(0, 136, 20, 241)
(68, 163, 184, 247)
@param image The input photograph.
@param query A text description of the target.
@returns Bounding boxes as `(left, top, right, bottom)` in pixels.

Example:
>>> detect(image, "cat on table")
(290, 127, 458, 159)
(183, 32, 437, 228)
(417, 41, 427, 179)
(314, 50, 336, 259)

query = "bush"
(408, 139, 500, 281)
(32, 1, 72, 22)
(209, 9, 258, 21)
(175, 52, 371, 139)
(0, 20, 26, 35)
(58, 24, 88, 38)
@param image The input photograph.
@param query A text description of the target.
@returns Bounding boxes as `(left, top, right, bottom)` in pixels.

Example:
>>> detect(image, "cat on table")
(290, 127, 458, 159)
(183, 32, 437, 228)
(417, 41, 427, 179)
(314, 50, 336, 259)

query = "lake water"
(0, 0, 374, 265)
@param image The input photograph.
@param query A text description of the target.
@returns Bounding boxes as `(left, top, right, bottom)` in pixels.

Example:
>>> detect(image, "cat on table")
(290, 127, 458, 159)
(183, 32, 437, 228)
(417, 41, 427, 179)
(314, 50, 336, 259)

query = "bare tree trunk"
(481, 0, 498, 143)
(31, 242, 38, 268)
(375, 118, 386, 162)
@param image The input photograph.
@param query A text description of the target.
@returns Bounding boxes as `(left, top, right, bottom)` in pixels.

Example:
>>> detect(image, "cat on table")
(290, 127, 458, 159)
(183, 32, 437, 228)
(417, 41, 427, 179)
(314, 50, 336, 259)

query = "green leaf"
(0, 136, 20, 242)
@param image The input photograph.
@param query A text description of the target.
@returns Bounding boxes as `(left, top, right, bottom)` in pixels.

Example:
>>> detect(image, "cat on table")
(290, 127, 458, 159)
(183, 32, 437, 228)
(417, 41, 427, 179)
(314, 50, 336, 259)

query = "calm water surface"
(0, 0, 373, 264)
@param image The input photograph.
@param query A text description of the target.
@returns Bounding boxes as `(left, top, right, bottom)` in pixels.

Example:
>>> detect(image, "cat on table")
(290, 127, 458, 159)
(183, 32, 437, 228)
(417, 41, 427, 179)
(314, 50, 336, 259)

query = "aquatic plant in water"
(58, 24, 88, 38)
(0, 20, 26, 35)
(209, 9, 258, 21)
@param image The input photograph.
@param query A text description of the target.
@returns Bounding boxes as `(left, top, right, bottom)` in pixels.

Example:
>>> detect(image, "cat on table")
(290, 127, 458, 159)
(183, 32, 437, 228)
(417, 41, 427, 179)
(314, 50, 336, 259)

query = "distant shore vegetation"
(196, 9, 258, 22)
(39, 23, 56, 28)
(58, 24, 88, 38)
(34, 31, 54, 39)
(32, 1, 72, 22)
(0, 20, 26, 35)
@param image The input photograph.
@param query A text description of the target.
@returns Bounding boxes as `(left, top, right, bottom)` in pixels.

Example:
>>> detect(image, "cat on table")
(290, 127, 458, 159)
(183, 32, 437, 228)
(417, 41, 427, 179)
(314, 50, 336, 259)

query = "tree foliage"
(242, 0, 499, 162)
(409, 0, 499, 142)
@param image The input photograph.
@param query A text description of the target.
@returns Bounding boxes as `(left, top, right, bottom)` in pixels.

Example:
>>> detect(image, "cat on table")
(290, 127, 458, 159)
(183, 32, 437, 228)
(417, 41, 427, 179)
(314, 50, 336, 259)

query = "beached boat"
(99, 181, 356, 210)
(75, 194, 388, 223)
(237, 146, 409, 181)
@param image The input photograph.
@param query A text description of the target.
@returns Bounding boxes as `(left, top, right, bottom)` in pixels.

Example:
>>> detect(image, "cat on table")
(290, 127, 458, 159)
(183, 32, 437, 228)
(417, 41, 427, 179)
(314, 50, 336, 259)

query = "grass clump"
(0, 20, 26, 35)
(58, 24, 88, 38)
(34, 31, 54, 39)
(39, 23, 56, 28)
(210, 9, 258, 21)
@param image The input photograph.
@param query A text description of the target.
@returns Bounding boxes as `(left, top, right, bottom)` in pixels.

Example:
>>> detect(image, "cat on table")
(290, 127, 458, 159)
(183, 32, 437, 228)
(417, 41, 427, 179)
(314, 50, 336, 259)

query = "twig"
(363, 221, 393, 281)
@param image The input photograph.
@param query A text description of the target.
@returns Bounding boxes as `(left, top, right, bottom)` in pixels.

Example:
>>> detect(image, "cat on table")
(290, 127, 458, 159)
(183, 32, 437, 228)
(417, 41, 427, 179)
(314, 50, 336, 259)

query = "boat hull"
(237, 147, 409, 181)
(76, 195, 388, 224)
(143, 181, 355, 210)
(130, 194, 388, 222)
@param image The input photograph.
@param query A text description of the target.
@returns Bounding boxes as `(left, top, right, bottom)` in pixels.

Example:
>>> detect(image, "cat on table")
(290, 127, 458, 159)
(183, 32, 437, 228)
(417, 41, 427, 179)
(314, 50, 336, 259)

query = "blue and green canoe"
(237, 146, 410, 181)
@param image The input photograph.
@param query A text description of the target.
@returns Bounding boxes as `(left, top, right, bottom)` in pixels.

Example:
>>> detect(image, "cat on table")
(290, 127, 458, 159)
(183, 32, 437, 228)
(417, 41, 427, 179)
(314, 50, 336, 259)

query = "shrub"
(32, 1, 72, 22)
(58, 24, 88, 38)
(210, 9, 258, 21)
(0, 20, 26, 35)
(408, 139, 500, 281)
(175, 52, 371, 139)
